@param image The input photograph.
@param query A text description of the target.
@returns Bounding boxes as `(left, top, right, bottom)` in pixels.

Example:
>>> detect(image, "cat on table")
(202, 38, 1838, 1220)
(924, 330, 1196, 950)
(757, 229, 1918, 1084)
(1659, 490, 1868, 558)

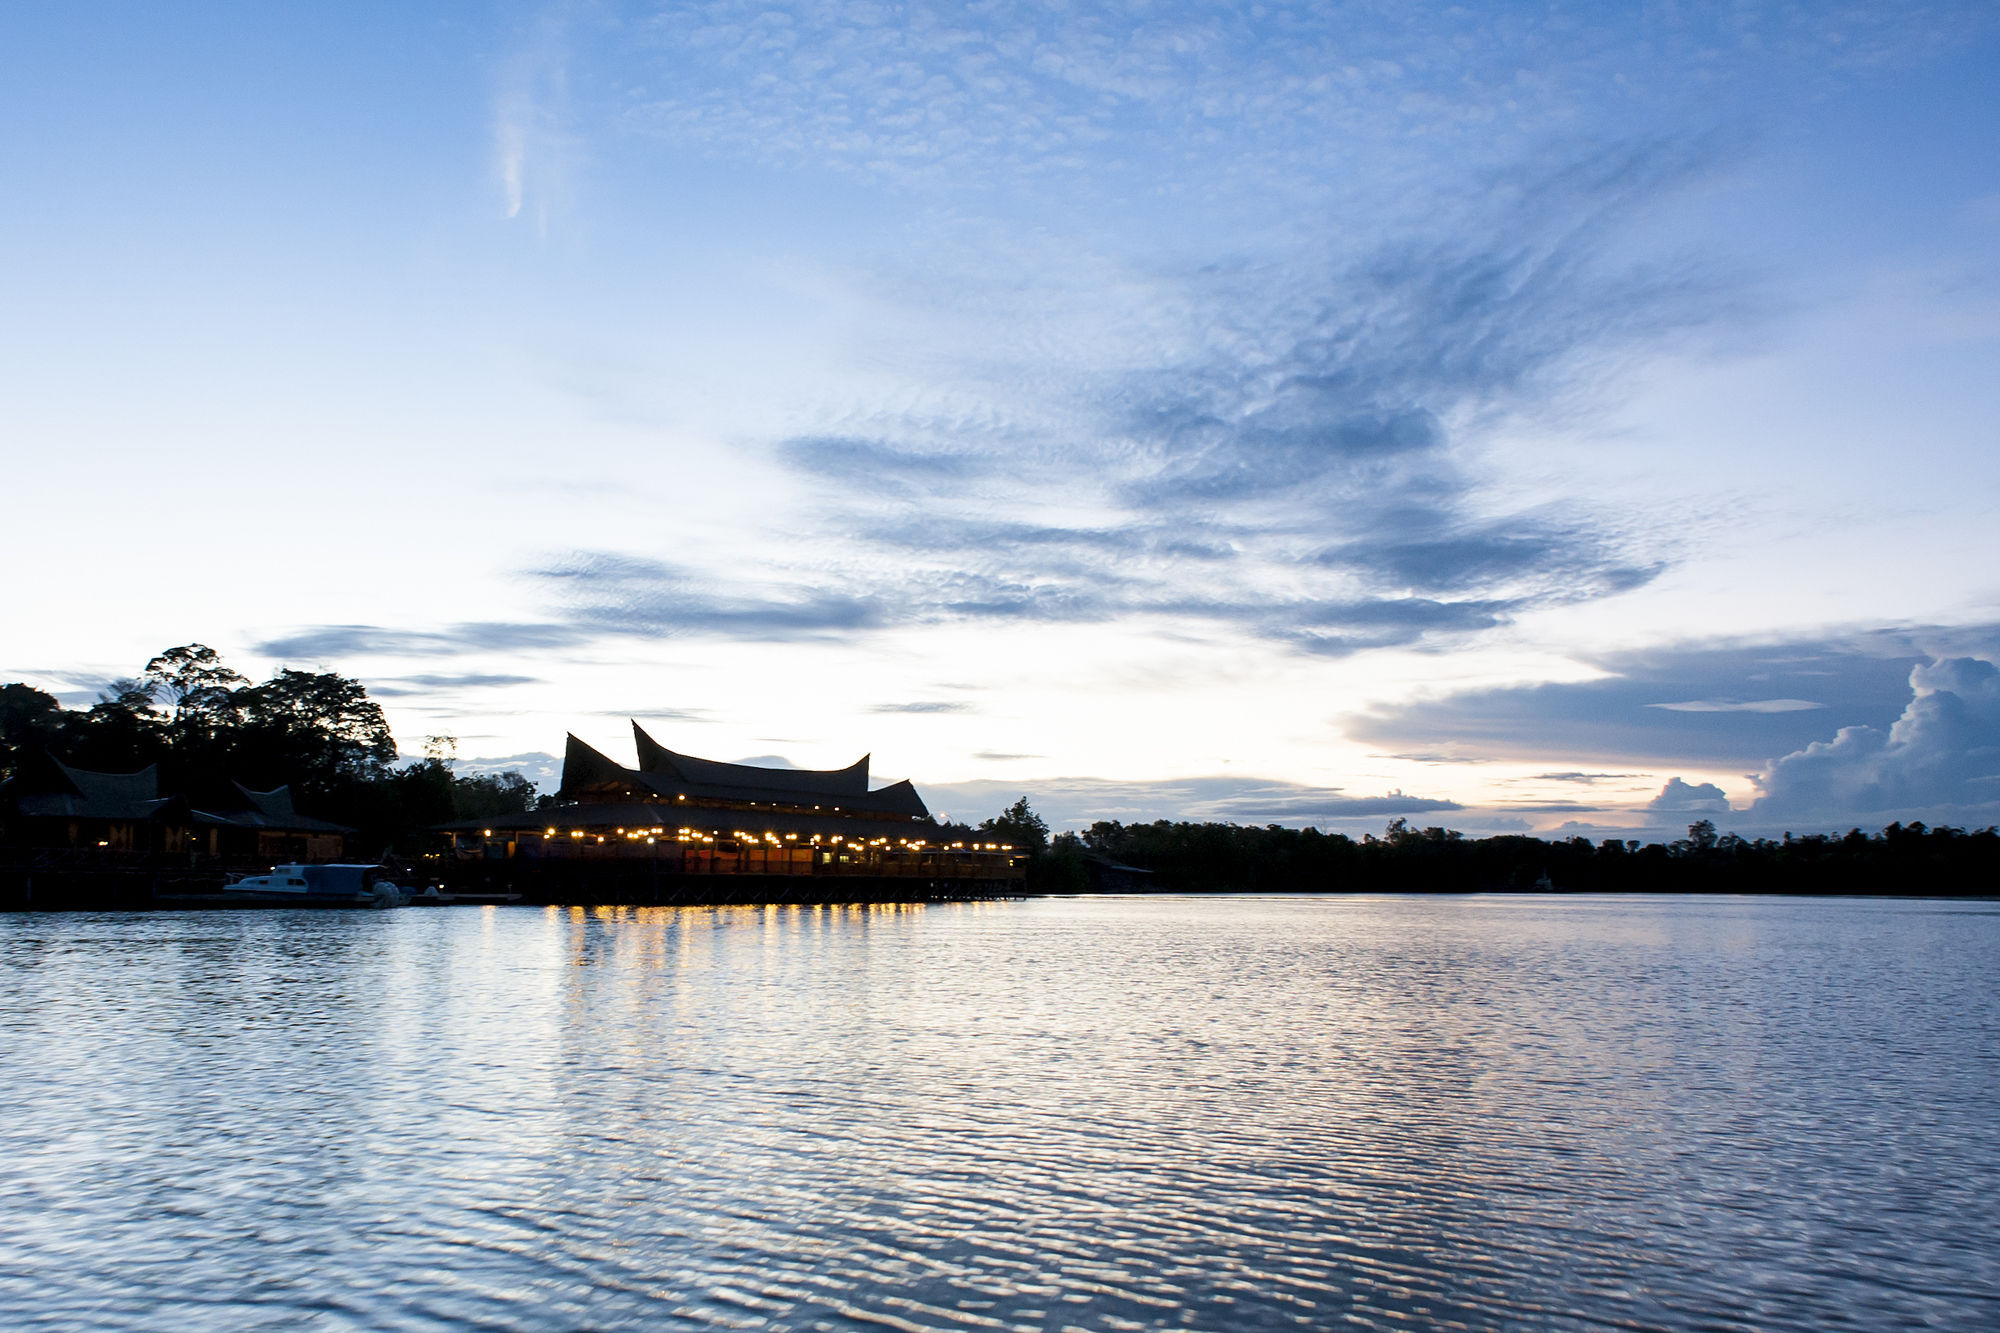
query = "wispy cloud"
(493, 4, 578, 229)
(1646, 698, 1826, 713)
(730, 142, 1730, 654)
(1527, 772, 1642, 785)
(614, 1, 1987, 197)
(257, 623, 591, 659)
(367, 673, 543, 697)
(921, 774, 1460, 830)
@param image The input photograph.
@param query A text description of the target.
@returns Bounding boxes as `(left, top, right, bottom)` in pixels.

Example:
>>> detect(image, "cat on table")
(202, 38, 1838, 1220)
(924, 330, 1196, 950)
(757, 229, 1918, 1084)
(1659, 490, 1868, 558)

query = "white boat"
(223, 863, 408, 908)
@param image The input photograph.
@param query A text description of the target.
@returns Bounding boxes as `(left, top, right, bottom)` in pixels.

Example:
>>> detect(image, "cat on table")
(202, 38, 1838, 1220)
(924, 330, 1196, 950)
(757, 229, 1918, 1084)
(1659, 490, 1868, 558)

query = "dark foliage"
(978, 796, 1050, 856)
(1025, 814, 2000, 896)
(0, 646, 541, 857)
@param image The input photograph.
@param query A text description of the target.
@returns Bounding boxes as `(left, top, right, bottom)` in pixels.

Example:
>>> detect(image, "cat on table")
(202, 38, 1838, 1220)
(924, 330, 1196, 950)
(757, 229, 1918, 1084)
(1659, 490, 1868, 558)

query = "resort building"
(440, 723, 1022, 890)
(0, 756, 351, 862)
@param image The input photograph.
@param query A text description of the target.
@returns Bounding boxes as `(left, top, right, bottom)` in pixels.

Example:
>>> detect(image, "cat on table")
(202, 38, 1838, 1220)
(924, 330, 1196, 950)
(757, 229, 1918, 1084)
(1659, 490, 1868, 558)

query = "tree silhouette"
(980, 797, 1050, 855)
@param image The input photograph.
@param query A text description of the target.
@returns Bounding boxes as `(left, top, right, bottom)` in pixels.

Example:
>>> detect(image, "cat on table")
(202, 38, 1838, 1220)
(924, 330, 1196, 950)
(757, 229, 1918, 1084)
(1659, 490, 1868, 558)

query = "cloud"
(1647, 778, 1731, 813)
(615, 1, 1988, 197)
(493, 4, 577, 229)
(611, 142, 1725, 658)
(1312, 515, 1662, 599)
(1752, 656, 2000, 821)
(534, 553, 887, 640)
(730, 754, 801, 769)
(271, 135, 1748, 664)
(590, 708, 712, 722)
(256, 623, 590, 659)
(919, 774, 1459, 830)
(1350, 631, 1957, 766)
(367, 673, 543, 697)
(1646, 698, 1826, 713)
(454, 750, 564, 792)
(1529, 772, 1641, 784)
(866, 702, 971, 714)
(781, 437, 991, 497)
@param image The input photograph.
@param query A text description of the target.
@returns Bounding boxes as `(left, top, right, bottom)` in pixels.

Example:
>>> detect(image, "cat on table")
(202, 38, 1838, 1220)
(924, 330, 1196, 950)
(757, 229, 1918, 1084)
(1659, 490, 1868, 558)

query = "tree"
(142, 645, 247, 738)
(64, 679, 165, 770)
(0, 684, 69, 783)
(979, 796, 1050, 855)
(237, 668, 395, 793)
(452, 771, 540, 820)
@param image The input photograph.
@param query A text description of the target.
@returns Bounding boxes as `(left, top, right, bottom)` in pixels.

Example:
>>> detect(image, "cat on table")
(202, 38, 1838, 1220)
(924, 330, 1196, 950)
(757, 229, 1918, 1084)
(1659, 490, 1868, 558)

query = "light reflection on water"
(1, 896, 1996, 1330)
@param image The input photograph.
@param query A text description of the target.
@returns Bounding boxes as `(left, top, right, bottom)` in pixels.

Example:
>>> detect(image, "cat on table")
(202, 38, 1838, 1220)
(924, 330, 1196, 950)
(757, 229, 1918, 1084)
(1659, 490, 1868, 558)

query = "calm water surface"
(1, 895, 1995, 1331)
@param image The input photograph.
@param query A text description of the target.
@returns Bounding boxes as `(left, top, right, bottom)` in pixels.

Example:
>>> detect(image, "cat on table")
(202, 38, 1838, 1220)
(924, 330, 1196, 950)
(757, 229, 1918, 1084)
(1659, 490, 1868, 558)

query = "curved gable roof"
(562, 733, 640, 796)
(631, 722, 870, 797)
(558, 726, 930, 820)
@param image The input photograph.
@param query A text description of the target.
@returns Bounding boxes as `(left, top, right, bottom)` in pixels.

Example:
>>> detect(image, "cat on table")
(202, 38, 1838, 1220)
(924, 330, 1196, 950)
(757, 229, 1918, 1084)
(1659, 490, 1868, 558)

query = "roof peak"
(630, 721, 870, 793)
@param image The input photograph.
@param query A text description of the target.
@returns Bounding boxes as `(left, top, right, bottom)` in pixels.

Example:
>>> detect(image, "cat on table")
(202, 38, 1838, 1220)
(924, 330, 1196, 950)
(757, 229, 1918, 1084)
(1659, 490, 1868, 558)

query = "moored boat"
(222, 863, 408, 908)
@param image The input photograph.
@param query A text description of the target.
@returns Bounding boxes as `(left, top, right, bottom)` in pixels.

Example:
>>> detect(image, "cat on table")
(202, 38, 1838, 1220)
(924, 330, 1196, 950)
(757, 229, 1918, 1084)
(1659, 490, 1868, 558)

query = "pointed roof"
(1, 755, 350, 833)
(557, 727, 929, 820)
(230, 783, 297, 824)
(188, 782, 350, 833)
(6, 759, 170, 820)
(632, 722, 870, 797)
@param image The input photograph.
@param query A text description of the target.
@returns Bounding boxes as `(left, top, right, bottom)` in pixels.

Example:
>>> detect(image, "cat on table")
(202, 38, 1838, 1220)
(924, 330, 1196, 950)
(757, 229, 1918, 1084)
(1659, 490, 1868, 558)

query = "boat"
(221, 863, 409, 908)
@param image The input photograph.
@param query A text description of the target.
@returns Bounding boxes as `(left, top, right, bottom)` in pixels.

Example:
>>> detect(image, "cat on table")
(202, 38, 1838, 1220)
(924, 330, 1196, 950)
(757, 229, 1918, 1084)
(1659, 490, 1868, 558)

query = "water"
(0, 896, 1995, 1331)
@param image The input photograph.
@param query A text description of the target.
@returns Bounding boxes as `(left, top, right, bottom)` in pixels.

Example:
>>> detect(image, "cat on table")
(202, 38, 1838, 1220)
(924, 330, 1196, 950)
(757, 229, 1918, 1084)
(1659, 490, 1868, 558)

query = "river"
(1, 895, 1995, 1330)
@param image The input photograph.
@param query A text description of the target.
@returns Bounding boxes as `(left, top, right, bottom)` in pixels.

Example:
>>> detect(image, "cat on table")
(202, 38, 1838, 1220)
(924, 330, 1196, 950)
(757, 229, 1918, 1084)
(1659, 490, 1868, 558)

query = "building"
(0, 755, 351, 863)
(439, 723, 1022, 895)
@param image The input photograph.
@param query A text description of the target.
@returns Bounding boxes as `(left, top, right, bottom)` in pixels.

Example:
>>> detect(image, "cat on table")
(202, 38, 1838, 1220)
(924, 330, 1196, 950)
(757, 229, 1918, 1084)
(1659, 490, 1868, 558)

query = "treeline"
(0, 645, 540, 856)
(1030, 815, 2000, 895)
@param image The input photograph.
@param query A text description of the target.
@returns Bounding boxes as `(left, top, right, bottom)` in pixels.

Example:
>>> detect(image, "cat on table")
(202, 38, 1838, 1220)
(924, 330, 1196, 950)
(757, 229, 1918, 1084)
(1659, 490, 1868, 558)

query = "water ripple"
(1, 897, 1996, 1330)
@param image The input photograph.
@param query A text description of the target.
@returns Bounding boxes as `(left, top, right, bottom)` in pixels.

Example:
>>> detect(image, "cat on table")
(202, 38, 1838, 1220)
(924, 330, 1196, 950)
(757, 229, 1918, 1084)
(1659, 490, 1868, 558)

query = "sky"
(3, 1, 1998, 838)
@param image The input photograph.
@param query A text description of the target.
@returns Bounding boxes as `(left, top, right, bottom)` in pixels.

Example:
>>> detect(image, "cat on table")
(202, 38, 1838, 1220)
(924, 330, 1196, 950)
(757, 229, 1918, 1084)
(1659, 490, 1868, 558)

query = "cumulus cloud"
(1752, 656, 2000, 819)
(1647, 778, 1731, 813)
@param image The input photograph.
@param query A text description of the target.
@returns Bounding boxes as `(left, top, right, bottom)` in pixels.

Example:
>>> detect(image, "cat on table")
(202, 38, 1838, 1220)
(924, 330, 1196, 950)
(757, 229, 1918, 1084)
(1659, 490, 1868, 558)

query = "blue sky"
(4, 1, 1998, 836)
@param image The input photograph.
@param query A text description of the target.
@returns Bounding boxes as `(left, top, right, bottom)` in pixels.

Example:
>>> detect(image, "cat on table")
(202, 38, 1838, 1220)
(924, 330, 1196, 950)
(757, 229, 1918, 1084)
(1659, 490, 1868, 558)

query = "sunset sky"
(5, 2, 1998, 836)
